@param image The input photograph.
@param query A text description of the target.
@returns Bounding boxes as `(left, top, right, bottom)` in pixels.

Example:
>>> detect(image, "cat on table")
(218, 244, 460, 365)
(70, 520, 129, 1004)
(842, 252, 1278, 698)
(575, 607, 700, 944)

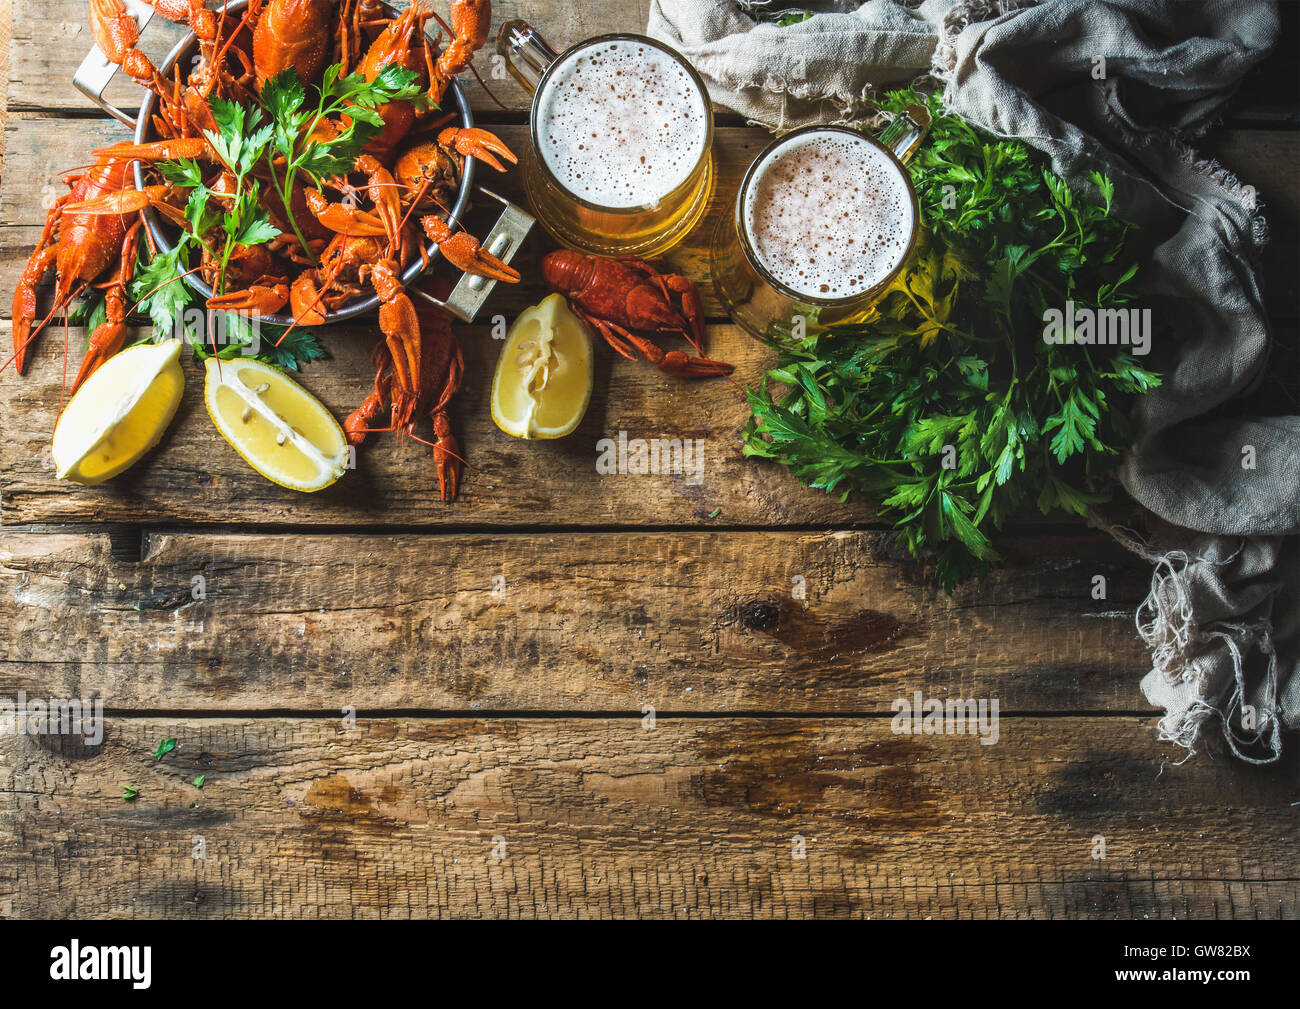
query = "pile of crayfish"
(11, 0, 520, 501)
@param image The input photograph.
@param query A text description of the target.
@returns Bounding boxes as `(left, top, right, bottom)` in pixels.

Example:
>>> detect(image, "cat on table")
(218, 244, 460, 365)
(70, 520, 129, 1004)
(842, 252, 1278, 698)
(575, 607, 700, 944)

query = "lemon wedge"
(51, 338, 185, 485)
(491, 293, 594, 439)
(203, 356, 348, 492)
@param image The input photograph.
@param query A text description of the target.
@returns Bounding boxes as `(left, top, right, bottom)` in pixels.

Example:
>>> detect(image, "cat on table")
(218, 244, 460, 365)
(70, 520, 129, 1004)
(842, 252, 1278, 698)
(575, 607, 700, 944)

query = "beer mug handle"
(496, 19, 561, 95)
(878, 103, 931, 165)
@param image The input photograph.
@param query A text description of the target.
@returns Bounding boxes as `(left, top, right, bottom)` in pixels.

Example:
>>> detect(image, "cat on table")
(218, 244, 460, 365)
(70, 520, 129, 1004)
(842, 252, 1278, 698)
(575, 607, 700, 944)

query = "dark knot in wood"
(727, 598, 782, 632)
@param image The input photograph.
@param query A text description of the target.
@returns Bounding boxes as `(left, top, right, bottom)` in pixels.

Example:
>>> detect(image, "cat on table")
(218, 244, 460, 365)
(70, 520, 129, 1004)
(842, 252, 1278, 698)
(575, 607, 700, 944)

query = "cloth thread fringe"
(1100, 520, 1283, 764)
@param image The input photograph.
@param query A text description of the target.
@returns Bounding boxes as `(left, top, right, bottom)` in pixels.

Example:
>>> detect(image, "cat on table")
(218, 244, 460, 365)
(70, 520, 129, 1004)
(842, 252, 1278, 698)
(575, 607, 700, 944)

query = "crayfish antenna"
(463, 62, 509, 110)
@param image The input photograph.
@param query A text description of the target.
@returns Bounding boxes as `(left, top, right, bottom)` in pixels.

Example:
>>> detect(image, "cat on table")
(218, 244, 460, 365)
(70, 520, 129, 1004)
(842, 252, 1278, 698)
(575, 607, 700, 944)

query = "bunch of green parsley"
(743, 90, 1160, 590)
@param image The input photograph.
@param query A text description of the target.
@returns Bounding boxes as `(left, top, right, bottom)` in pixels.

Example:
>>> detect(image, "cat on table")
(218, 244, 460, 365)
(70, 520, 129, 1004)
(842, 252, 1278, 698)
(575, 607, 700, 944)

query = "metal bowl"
(131, 0, 476, 326)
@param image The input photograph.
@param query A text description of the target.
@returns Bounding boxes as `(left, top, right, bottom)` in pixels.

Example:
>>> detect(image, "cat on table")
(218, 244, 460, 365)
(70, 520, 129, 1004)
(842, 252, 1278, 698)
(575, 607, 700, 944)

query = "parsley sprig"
(744, 90, 1160, 590)
(160, 97, 279, 296)
(260, 64, 430, 265)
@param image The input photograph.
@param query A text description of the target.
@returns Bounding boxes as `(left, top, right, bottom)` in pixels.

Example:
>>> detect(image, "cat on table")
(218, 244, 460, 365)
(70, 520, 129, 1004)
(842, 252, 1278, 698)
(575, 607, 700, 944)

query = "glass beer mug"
(710, 106, 931, 339)
(496, 20, 715, 257)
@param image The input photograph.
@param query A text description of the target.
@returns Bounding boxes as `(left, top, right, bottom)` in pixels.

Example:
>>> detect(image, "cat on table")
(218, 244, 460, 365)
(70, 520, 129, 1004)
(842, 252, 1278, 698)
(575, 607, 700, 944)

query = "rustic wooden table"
(0, 1, 1296, 919)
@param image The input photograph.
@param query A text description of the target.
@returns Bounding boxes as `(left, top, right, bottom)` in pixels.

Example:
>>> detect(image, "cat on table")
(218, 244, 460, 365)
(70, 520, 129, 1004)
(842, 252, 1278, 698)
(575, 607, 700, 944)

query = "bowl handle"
(73, 0, 157, 127)
(414, 187, 536, 323)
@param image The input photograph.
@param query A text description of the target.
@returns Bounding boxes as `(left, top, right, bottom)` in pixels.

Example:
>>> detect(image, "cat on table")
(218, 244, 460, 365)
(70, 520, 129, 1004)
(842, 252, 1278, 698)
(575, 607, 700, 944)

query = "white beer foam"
(743, 131, 914, 300)
(536, 39, 708, 209)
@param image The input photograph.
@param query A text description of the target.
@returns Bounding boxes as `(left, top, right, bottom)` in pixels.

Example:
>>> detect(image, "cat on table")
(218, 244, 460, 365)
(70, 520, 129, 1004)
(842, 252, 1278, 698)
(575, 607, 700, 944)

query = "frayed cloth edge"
(1098, 519, 1284, 765)
(1097, 83, 1270, 248)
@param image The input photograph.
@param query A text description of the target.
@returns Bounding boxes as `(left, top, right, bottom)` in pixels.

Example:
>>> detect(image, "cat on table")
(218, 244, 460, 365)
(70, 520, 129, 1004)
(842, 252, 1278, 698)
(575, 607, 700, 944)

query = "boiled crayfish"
(10, 144, 146, 388)
(11, 0, 518, 504)
(541, 251, 733, 378)
(344, 275, 465, 501)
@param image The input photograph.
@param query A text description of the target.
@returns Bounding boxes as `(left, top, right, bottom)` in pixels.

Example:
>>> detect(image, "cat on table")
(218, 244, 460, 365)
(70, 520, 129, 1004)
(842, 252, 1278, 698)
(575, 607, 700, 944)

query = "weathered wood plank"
(0, 527, 1152, 711)
(8, 12, 187, 118)
(0, 119, 769, 321)
(0, 319, 874, 525)
(1, 717, 1295, 918)
(6, 0, 642, 115)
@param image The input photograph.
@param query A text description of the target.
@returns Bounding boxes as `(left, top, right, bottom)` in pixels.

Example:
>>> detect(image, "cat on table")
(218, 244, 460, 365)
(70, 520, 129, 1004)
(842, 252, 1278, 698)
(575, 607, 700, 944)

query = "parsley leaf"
(255, 325, 327, 371)
(262, 63, 428, 255)
(260, 68, 307, 131)
(153, 737, 177, 760)
(130, 247, 197, 341)
(160, 157, 204, 188)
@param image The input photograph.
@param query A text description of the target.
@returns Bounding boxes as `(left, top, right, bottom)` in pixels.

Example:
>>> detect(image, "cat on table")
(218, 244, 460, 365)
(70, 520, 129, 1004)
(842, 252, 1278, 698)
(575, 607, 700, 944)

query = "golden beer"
(711, 108, 930, 338)
(499, 23, 714, 257)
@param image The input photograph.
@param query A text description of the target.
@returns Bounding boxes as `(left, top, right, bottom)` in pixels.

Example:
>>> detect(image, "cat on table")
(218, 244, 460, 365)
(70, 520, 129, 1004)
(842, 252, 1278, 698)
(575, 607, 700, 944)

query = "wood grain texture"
(0, 319, 872, 525)
(6, 319, 1290, 527)
(0, 527, 1152, 711)
(2, 0, 1296, 923)
(1, 717, 1295, 919)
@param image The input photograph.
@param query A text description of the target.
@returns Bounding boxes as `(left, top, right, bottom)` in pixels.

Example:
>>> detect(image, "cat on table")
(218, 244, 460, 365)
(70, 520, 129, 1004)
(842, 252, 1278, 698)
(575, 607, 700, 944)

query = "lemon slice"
(52, 339, 185, 485)
(203, 357, 348, 492)
(491, 293, 594, 439)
